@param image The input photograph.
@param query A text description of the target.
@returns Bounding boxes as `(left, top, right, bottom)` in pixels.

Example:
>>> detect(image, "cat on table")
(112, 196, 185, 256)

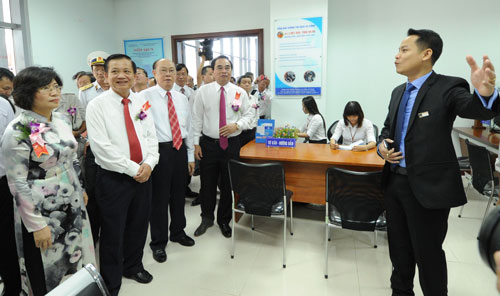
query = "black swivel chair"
(458, 139, 499, 224)
(327, 120, 343, 144)
(228, 160, 294, 268)
(46, 264, 110, 296)
(324, 167, 386, 279)
(372, 123, 379, 142)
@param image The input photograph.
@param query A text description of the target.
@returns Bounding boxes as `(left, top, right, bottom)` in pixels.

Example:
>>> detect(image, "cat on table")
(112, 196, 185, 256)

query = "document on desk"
(338, 140, 365, 151)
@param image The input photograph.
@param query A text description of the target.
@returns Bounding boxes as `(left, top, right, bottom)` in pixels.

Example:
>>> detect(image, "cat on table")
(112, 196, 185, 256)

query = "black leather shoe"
(219, 224, 232, 238)
(171, 235, 195, 247)
(152, 249, 167, 263)
(124, 269, 153, 284)
(194, 220, 214, 237)
(186, 188, 199, 198)
(191, 197, 201, 206)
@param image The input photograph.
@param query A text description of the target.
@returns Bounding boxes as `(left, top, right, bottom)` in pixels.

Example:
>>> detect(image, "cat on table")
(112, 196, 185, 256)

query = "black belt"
(201, 134, 237, 143)
(391, 165, 408, 175)
(159, 139, 185, 147)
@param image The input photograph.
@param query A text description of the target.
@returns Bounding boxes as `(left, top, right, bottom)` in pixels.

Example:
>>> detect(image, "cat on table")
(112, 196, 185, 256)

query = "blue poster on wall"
(274, 17, 323, 96)
(124, 38, 164, 79)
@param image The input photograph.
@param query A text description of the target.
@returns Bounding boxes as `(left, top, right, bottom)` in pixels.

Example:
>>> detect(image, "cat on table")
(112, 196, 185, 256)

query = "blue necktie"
(393, 83, 415, 151)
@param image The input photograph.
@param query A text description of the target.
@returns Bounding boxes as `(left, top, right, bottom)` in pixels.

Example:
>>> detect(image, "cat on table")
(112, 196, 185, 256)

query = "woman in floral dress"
(1, 67, 95, 295)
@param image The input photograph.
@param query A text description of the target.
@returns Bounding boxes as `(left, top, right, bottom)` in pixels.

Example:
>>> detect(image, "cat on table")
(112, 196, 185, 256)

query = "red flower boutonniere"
(136, 101, 151, 121)
(231, 92, 242, 112)
(29, 122, 50, 157)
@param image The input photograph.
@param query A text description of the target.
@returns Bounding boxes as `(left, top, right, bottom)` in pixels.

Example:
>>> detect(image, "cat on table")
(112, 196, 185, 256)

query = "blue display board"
(255, 119, 275, 143)
(124, 38, 164, 79)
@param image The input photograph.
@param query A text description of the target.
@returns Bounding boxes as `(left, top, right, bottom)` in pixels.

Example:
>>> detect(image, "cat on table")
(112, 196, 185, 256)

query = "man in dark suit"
(378, 28, 497, 295)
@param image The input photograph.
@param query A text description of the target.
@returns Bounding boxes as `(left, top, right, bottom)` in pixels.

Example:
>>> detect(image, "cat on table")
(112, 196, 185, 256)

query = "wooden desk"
(453, 127, 500, 154)
(239, 142, 384, 205)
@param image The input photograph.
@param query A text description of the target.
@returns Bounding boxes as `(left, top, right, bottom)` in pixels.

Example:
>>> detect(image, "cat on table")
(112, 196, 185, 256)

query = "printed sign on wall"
(274, 17, 323, 96)
(124, 38, 164, 78)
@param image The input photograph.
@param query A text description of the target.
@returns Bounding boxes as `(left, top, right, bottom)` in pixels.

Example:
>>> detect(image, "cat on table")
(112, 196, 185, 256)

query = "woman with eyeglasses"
(1, 67, 95, 295)
(330, 101, 376, 151)
(297, 96, 327, 144)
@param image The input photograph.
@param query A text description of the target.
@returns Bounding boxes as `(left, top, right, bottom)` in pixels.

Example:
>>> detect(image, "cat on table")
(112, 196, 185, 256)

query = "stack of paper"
(338, 140, 365, 151)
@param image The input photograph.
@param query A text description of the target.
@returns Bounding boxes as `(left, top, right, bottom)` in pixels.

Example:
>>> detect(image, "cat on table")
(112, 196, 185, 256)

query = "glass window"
(0, 0, 30, 73)
(0, 28, 14, 70)
(184, 43, 197, 80)
(173, 30, 262, 83)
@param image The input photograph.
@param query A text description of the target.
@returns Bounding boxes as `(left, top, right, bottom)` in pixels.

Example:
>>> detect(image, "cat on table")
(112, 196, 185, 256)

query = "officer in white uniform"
(80, 51, 110, 245)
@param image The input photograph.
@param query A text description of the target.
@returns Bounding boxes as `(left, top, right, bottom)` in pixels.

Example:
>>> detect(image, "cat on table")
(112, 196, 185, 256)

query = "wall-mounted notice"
(274, 17, 323, 96)
(124, 38, 164, 78)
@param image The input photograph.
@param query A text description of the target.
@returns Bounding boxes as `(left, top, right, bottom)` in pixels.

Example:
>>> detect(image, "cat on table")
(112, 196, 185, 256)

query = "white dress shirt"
(0, 97, 15, 177)
(192, 81, 253, 145)
(79, 81, 108, 115)
(173, 83, 194, 99)
(86, 89, 159, 177)
(248, 94, 259, 129)
(331, 118, 376, 145)
(253, 88, 273, 118)
(301, 114, 327, 141)
(5, 96, 21, 117)
(141, 85, 194, 162)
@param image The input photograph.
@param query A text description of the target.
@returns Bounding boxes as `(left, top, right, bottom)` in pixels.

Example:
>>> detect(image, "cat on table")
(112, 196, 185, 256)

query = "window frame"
(0, 0, 32, 73)
(171, 29, 264, 76)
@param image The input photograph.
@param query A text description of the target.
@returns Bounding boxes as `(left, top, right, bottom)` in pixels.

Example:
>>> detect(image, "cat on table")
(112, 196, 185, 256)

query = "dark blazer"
(380, 71, 499, 209)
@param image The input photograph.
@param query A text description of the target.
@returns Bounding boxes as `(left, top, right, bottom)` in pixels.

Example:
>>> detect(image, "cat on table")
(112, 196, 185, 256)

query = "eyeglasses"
(39, 84, 62, 93)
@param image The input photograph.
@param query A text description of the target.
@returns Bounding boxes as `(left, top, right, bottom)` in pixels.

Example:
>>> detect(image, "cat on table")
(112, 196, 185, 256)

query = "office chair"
(458, 139, 499, 224)
(228, 159, 294, 268)
(324, 167, 386, 279)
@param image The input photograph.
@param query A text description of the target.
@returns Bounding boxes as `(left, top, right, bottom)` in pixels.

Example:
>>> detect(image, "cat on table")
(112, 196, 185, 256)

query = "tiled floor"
(118, 176, 499, 296)
(2, 176, 499, 295)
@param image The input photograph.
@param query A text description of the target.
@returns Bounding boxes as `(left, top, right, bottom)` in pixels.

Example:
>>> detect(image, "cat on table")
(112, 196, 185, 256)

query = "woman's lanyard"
(349, 125, 358, 142)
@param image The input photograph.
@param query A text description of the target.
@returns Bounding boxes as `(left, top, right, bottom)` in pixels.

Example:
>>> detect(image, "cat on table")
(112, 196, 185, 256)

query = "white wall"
(112, 0, 271, 78)
(269, 0, 329, 129)
(326, 0, 500, 133)
(27, 0, 118, 94)
(25, 0, 500, 141)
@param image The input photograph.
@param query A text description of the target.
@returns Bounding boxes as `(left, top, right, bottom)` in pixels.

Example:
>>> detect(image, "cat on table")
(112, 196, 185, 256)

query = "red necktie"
(219, 86, 228, 150)
(121, 98, 143, 163)
(180, 87, 185, 95)
(167, 91, 183, 150)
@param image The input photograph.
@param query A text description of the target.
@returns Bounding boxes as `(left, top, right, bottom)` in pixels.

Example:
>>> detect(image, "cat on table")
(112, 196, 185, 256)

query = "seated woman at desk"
(297, 96, 327, 144)
(330, 101, 376, 151)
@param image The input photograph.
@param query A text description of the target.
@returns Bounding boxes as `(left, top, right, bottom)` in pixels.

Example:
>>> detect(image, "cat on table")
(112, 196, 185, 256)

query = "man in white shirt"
(0, 67, 21, 295)
(237, 74, 259, 147)
(192, 55, 253, 238)
(0, 67, 16, 115)
(142, 59, 196, 264)
(251, 74, 273, 119)
(173, 63, 194, 98)
(174, 63, 198, 199)
(189, 64, 215, 207)
(86, 54, 159, 296)
(79, 52, 110, 245)
(132, 67, 149, 93)
(79, 53, 110, 110)
(196, 53, 214, 88)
